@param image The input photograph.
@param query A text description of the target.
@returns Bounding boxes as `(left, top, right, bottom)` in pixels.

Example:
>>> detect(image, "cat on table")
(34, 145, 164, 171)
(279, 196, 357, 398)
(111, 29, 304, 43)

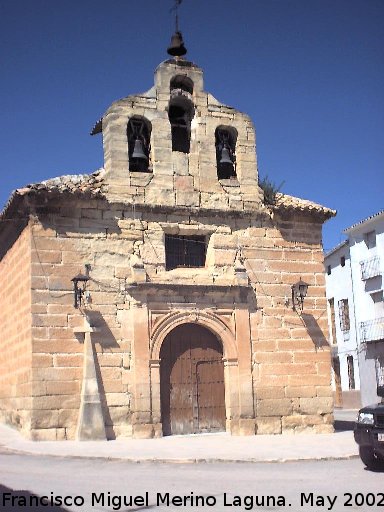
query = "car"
(354, 385, 384, 470)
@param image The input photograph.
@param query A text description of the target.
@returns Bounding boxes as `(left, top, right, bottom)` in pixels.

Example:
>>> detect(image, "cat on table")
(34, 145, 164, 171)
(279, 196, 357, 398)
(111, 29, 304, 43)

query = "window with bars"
(165, 234, 206, 270)
(338, 298, 350, 332)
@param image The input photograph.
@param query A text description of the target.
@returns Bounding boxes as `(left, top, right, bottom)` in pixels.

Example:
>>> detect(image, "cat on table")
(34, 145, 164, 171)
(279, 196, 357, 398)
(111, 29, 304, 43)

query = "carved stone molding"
(150, 309, 238, 361)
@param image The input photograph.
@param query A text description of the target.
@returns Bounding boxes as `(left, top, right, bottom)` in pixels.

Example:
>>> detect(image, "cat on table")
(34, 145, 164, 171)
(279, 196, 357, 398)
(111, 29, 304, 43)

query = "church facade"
(0, 42, 335, 440)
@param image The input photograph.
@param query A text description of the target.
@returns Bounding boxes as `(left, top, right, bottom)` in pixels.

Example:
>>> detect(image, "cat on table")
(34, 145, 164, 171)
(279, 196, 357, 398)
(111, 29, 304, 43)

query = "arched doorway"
(160, 323, 226, 436)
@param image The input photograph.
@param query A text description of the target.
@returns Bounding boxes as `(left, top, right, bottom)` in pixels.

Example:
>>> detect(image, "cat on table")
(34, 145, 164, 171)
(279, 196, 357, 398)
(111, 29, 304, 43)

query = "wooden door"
(160, 323, 225, 436)
(196, 360, 226, 432)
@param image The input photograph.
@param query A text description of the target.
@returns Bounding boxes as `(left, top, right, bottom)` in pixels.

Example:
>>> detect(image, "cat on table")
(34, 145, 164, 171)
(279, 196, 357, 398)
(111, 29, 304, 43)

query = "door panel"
(197, 360, 226, 432)
(160, 323, 225, 435)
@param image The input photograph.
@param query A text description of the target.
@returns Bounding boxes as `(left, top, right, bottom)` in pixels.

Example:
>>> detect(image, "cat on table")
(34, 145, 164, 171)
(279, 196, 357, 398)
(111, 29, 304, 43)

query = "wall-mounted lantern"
(71, 272, 89, 309)
(291, 278, 309, 312)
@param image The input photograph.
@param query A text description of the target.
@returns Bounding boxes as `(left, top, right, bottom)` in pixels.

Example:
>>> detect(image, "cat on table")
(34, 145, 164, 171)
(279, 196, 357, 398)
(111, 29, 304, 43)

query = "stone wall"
(25, 195, 333, 440)
(0, 223, 33, 435)
(249, 211, 333, 434)
(101, 60, 262, 210)
(30, 203, 131, 440)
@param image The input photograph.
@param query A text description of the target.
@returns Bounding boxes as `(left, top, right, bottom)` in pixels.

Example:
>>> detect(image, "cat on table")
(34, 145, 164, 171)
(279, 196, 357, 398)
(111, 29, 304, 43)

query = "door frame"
(148, 309, 255, 435)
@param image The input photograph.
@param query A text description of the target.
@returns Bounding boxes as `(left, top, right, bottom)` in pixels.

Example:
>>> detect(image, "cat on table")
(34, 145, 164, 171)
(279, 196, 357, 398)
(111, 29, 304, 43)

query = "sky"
(1, 0, 383, 252)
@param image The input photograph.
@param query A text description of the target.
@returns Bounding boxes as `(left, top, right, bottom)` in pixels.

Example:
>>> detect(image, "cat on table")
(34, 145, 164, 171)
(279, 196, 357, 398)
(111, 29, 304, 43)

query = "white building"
(325, 241, 360, 408)
(325, 210, 384, 408)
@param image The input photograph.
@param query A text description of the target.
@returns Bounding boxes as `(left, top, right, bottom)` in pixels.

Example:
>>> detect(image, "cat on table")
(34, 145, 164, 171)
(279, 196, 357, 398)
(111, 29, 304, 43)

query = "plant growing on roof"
(259, 175, 285, 206)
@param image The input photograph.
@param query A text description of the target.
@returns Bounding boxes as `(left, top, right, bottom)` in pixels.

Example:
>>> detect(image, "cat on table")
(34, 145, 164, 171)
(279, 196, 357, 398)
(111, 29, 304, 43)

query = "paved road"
(0, 450, 383, 512)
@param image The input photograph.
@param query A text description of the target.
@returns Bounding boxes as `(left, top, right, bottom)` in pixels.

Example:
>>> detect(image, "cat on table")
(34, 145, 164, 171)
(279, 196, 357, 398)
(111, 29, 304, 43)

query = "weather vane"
(170, 0, 183, 32)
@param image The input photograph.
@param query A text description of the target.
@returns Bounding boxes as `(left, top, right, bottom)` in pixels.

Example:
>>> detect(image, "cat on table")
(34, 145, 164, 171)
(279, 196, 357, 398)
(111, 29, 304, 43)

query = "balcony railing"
(360, 255, 381, 280)
(360, 317, 384, 342)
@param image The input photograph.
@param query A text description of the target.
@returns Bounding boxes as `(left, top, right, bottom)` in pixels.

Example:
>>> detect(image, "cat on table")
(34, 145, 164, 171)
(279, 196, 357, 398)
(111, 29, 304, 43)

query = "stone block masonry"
(10, 195, 333, 440)
(0, 223, 32, 435)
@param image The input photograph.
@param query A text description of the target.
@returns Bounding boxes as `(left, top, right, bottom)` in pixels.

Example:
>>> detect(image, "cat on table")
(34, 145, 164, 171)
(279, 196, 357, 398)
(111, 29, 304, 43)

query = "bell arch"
(168, 94, 194, 153)
(215, 125, 237, 179)
(127, 116, 152, 172)
(170, 75, 194, 95)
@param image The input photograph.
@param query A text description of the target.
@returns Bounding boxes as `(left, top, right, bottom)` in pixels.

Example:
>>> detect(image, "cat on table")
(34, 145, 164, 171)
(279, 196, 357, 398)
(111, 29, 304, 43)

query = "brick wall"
(0, 223, 32, 434)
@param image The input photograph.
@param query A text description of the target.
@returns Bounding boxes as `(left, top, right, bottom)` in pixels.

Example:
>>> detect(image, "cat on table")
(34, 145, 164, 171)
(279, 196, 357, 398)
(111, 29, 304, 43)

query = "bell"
(167, 31, 187, 57)
(219, 146, 233, 165)
(218, 146, 235, 179)
(132, 139, 147, 161)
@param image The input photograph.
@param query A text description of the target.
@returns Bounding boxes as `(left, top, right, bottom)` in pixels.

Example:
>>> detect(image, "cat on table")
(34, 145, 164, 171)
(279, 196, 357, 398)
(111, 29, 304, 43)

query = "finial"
(171, 0, 182, 32)
(167, 0, 187, 57)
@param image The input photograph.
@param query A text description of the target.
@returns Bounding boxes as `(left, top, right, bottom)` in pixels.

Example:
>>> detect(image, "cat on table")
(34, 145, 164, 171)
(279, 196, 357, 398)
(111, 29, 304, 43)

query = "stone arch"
(148, 310, 245, 436)
(127, 115, 152, 172)
(150, 310, 237, 362)
(215, 125, 238, 180)
(168, 93, 194, 153)
(170, 75, 194, 95)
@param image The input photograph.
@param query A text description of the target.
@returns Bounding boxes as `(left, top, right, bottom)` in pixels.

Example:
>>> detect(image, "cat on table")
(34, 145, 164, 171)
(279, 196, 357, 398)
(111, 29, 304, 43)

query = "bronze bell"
(219, 146, 233, 166)
(218, 146, 235, 178)
(167, 31, 187, 57)
(132, 139, 147, 160)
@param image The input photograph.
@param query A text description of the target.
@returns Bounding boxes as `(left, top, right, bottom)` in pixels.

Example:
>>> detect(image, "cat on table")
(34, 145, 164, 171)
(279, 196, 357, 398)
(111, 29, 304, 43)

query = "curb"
(0, 445, 359, 464)
(0, 424, 359, 464)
